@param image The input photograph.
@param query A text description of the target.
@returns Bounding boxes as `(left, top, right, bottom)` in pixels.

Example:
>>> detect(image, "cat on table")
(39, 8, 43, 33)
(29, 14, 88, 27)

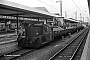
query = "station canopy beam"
(0, 0, 56, 20)
(64, 18, 79, 23)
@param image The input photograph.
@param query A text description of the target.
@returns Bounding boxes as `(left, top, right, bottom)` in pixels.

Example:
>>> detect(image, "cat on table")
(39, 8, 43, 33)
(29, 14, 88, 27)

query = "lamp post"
(65, 11, 67, 18)
(56, 0, 62, 16)
(75, 11, 77, 20)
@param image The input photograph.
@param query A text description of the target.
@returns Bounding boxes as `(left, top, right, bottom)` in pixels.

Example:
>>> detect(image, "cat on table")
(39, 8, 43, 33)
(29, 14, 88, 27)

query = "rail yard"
(0, 0, 90, 60)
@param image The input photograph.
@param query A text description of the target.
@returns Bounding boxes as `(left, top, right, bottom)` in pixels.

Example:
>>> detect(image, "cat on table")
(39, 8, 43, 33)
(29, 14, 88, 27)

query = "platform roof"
(64, 18, 80, 23)
(33, 7, 49, 13)
(0, 0, 59, 19)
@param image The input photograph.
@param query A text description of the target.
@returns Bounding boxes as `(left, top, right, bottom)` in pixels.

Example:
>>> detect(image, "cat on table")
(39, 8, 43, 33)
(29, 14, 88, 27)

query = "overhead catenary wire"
(71, 0, 85, 17)
(37, 0, 59, 11)
(77, 0, 83, 9)
(37, 0, 86, 20)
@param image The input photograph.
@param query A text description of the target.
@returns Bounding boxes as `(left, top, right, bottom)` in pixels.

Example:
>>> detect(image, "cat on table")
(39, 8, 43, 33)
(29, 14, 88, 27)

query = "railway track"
(0, 34, 17, 44)
(49, 28, 89, 60)
(5, 28, 87, 60)
(0, 28, 88, 60)
(0, 49, 35, 60)
(0, 33, 34, 60)
(0, 39, 35, 60)
(0, 33, 17, 38)
(0, 35, 18, 56)
(0, 35, 35, 60)
(72, 29, 89, 60)
(0, 41, 20, 56)
(2, 28, 86, 60)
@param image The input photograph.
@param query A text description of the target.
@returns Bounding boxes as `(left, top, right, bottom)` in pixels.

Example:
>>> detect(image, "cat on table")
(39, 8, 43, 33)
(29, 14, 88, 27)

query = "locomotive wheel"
(18, 38, 25, 47)
(35, 38, 41, 48)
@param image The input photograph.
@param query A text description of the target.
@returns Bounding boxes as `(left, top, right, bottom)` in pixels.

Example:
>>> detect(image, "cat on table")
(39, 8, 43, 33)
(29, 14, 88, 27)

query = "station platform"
(0, 33, 17, 38)
(0, 33, 17, 44)
(80, 28, 90, 60)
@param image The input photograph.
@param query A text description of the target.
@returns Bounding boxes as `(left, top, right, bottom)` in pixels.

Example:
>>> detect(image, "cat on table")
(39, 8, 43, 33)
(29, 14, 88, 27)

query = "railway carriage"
(10, 23, 17, 30)
(0, 23, 5, 31)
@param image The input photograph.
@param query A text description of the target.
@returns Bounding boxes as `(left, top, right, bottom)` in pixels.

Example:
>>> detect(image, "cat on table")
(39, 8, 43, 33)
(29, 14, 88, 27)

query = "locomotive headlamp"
(55, 31, 57, 33)
(29, 37, 36, 43)
(36, 33, 39, 35)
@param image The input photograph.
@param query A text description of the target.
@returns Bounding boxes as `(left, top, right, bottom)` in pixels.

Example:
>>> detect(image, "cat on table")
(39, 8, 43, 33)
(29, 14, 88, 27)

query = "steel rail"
(69, 28, 89, 60)
(49, 28, 88, 60)
(0, 39, 17, 45)
(7, 49, 35, 60)
(0, 43, 19, 56)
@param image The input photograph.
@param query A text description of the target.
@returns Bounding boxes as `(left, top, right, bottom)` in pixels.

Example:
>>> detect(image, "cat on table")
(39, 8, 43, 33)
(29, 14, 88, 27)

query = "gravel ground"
(14, 29, 84, 60)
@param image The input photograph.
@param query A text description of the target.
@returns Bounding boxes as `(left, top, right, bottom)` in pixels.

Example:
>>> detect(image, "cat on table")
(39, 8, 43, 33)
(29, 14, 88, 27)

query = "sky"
(7, 0, 89, 22)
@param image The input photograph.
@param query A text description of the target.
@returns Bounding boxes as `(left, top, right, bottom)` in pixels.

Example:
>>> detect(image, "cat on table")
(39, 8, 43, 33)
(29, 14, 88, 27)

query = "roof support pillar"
(16, 15, 19, 35)
(45, 18, 47, 24)
(5, 16, 7, 34)
(38, 17, 39, 21)
(52, 17, 55, 26)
